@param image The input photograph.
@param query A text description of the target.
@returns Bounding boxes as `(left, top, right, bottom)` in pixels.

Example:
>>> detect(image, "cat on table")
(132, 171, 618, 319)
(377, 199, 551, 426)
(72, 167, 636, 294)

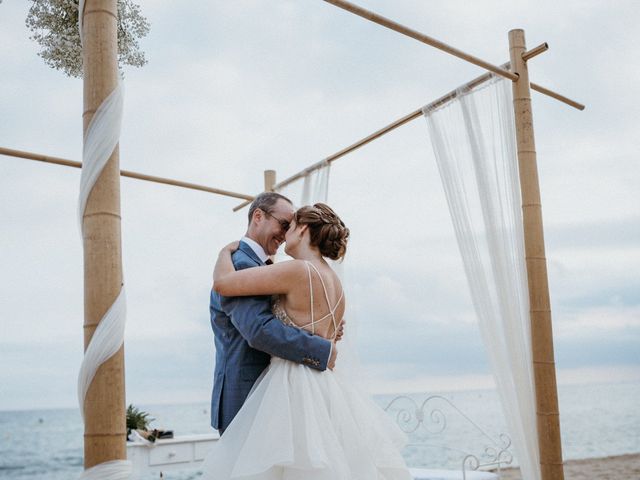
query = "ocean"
(1, 381, 638, 479)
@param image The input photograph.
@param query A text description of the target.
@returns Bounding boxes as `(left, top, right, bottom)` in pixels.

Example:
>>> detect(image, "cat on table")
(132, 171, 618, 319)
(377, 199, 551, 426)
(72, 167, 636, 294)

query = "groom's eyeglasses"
(262, 210, 290, 232)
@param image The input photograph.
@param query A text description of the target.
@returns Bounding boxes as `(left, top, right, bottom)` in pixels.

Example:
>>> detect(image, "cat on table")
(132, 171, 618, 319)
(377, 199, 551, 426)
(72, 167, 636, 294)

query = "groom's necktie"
(265, 259, 273, 265)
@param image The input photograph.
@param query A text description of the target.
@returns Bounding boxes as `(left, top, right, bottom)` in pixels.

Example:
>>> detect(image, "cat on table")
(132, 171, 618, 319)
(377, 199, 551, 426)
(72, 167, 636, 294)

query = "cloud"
(554, 305, 640, 340)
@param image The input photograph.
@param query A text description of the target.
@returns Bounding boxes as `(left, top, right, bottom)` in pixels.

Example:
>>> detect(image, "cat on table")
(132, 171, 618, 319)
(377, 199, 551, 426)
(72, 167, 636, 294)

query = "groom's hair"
(247, 192, 292, 225)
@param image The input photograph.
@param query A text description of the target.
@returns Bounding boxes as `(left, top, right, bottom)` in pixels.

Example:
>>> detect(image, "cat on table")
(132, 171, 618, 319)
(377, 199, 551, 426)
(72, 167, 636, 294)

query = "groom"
(209, 192, 338, 434)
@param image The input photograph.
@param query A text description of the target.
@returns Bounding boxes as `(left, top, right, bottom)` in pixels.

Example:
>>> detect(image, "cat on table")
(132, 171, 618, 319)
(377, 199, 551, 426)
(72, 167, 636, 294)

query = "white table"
(410, 468, 499, 480)
(127, 433, 219, 477)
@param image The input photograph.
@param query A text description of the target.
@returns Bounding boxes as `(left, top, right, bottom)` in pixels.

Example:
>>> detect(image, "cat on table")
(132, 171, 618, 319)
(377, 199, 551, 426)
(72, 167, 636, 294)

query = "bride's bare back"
(273, 260, 345, 340)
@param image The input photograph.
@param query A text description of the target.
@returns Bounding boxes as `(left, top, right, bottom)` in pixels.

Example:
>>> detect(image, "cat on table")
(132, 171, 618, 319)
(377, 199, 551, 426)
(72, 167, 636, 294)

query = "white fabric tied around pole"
(423, 76, 541, 480)
(78, 81, 125, 229)
(77, 2, 130, 478)
(79, 461, 132, 480)
(77, 288, 127, 421)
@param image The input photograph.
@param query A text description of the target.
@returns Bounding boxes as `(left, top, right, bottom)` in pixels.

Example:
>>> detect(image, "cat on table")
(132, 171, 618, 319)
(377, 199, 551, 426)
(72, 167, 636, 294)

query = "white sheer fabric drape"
(300, 161, 331, 206)
(276, 161, 331, 208)
(423, 76, 541, 480)
(275, 164, 364, 383)
(274, 162, 333, 265)
(275, 161, 345, 278)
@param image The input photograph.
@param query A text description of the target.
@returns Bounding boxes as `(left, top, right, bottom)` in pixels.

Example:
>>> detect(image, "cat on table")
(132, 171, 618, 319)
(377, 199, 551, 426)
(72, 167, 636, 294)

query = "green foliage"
(126, 404, 154, 434)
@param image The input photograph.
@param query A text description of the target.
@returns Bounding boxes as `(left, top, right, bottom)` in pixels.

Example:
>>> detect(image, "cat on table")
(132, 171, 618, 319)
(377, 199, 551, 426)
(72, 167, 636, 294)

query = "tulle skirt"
(200, 357, 413, 480)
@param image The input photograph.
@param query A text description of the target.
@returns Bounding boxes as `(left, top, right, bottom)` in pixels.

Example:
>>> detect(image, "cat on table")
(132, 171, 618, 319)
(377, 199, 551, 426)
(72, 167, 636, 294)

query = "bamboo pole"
(0, 146, 254, 201)
(509, 29, 564, 480)
(234, 170, 276, 211)
(81, 0, 125, 469)
(264, 169, 276, 192)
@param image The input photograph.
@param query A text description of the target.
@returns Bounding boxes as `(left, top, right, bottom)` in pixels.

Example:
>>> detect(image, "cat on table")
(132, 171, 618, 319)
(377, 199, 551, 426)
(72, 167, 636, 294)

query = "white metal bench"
(383, 394, 513, 479)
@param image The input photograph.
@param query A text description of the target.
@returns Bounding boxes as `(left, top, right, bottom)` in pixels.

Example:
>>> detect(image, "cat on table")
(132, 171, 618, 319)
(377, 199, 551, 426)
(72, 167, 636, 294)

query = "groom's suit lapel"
(238, 240, 265, 266)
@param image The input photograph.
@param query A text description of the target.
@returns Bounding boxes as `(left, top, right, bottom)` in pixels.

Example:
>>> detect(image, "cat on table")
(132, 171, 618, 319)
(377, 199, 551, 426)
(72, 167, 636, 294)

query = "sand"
(495, 454, 640, 480)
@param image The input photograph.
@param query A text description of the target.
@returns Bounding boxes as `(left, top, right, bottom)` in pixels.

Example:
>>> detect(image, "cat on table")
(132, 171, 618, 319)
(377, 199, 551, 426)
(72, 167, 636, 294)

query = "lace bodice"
(272, 295, 296, 327)
(270, 261, 343, 340)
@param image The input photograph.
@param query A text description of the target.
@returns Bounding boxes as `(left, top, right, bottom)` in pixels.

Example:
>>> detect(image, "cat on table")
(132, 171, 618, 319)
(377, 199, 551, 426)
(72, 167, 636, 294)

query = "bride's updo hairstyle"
(294, 203, 349, 261)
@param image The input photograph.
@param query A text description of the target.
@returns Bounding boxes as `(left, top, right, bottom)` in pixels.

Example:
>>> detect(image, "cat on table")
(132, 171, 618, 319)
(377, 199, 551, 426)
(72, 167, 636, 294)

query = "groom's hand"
(328, 341, 338, 370)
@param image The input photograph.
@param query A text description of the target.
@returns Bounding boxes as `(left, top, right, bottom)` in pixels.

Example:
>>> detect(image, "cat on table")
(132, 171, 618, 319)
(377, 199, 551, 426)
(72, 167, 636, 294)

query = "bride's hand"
(328, 341, 337, 370)
(335, 319, 345, 342)
(221, 240, 240, 253)
(213, 241, 240, 287)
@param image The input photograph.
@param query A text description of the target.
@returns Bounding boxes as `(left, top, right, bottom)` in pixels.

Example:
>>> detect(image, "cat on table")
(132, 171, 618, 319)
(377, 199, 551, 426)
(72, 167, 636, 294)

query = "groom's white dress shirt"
(241, 236, 269, 263)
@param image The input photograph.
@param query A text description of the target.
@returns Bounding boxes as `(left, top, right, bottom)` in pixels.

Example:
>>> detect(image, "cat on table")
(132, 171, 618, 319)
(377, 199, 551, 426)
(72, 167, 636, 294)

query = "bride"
(200, 203, 412, 480)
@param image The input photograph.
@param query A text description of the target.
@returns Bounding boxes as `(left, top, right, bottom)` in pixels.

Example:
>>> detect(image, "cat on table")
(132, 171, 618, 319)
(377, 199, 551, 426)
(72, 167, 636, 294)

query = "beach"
(498, 454, 640, 480)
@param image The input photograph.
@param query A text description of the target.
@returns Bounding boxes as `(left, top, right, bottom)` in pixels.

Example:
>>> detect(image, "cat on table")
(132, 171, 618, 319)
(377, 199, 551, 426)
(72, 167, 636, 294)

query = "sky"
(1, 0, 639, 411)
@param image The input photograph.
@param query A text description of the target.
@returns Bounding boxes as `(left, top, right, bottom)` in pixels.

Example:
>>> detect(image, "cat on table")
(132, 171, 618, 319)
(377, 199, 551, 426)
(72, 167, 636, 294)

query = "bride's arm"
(212, 241, 240, 284)
(213, 243, 304, 296)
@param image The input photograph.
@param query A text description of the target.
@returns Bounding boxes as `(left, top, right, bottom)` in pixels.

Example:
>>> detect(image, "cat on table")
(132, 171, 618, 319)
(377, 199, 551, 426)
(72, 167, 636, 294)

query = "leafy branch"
(126, 404, 155, 435)
(25, 0, 150, 78)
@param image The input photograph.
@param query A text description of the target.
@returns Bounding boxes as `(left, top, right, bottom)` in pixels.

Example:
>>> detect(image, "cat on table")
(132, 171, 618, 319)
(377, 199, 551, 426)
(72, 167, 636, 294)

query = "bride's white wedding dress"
(200, 261, 412, 480)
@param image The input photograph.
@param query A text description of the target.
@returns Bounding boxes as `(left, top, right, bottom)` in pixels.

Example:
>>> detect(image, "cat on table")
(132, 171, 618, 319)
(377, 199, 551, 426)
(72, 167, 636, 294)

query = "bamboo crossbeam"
(276, 107, 420, 192)
(0, 146, 254, 201)
(233, 47, 583, 211)
(258, 64, 511, 192)
(529, 82, 584, 111)
(120, 171, 254, 201)
(523, 42, 549, 61)
(323, 0, 584, 111)
(233, 198, 252, 212)
(232, 169, 277, 212)
(323, 0, 518, 81)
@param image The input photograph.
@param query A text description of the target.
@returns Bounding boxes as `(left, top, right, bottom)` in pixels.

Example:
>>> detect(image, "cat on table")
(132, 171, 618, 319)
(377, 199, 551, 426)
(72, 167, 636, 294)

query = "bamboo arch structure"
(1, 1, 586, 478)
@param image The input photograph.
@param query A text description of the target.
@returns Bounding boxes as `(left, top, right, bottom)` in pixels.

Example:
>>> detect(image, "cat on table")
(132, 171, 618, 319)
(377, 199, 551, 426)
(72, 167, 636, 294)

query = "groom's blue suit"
(209, 240, 332, 432)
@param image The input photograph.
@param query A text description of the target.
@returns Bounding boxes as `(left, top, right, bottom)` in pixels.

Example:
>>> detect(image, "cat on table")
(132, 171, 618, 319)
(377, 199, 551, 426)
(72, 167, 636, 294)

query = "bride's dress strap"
(304, 260, 315, 334)
(303, 261, 344, 339)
